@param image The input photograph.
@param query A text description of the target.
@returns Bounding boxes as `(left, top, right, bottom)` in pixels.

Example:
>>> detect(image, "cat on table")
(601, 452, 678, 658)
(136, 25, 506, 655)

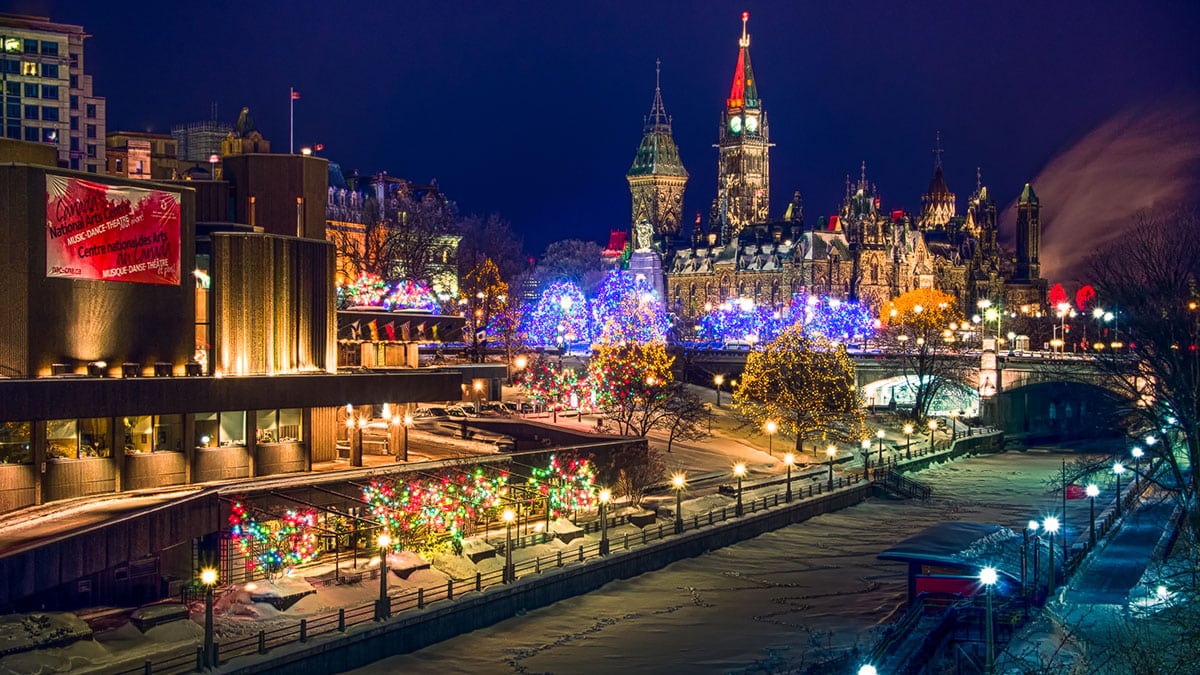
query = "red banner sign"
(45, 174, 182, 285)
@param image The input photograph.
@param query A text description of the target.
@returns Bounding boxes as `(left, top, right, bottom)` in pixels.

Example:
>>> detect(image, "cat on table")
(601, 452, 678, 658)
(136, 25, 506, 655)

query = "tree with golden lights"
(734, 325, 863, 452)
(878, 287, 972, 422)
(460, 259, 508, 363)
(588, 342, 675, 437)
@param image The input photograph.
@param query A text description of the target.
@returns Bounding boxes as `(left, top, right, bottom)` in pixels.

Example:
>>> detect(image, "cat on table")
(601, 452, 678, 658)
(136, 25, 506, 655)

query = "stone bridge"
(676, 345, 1136, 439)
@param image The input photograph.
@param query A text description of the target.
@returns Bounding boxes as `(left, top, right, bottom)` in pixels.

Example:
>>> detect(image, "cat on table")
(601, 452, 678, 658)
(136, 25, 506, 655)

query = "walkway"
(1066, 495, 1176, 604)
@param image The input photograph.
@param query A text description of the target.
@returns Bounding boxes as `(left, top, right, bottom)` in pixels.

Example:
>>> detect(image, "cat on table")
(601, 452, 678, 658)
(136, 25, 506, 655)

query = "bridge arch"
(860, 375, 979, 417)
(998, 379, 1127, 441)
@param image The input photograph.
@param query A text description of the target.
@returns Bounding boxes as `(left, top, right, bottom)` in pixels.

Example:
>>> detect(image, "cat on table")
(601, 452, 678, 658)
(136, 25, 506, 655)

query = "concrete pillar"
(111, 416, 125, 493)
(300, 408, 314, 472)
(183, 414, 195, 483)
(246, 411, 258, 478)
(32, 421, 45, 505)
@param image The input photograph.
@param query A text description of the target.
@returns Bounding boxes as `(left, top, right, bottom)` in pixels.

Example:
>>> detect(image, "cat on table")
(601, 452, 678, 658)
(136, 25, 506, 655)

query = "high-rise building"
(1015, 183, 1041, 283)
(626, 60, 688, 240)
(171, 118, 233, 163)
(715, 11, 771, 239)
(0, 13, 106, 172)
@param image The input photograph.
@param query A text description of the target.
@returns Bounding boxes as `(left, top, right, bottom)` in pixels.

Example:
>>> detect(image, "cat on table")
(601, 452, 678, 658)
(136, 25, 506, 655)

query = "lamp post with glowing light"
(858, 665, 878, 675)
(713, 374, 725, 406)
(598, 489, 611, 555)
(1086, 484, 1099, 545)
(980, 566, 997, 674)
(200, 567, 217, 668)
(1131, 446, 1144, 495)
(949, 410, 959, 442)
(875, 429, 886, 465)
(502, 508, 515, 583)
(903, 423, 914, 459)
(1113, 462, 1126, 515)
(733, 463, 746, 516)
(1044, 516, 1059, 589)
(400, 414, 412, 461)
(860, 439, 871, 481)
(764, 420, 778, 456)
(1028, 520, 1040, 602)
(473, 379, 485, 415)
(672, 474, 685, 533)
(376, 533, 392, 619)
(824, 445, 837, 491)
(927, 419, 938, 450)
(783, 453, 795, 502)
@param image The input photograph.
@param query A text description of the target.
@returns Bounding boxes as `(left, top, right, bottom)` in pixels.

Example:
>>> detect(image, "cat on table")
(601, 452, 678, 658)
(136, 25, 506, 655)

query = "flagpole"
(289, 87, 294, 154)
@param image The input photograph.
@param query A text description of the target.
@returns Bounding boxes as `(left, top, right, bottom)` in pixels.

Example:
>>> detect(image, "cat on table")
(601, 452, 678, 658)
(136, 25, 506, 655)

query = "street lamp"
(200, 567, 217, 668)
(1044, 516, 1060, 589)
(376, 533, 392, 619)
(980, 566, 997, 674)
(826, 445, 837, 491)
(1131, 446, 1144, 495)
(672, 474, 685, 534)
(1081, 482, 1101, 547)
(713, 374, 725, 405)
(502, 508, 515, 583)
(473, 379, 485, 415)
(1113, 462, 1126, 515)
(1028, 520, 1040, 604)
(903, 423, 914, 459)
(858, 665, 878, 675)
(598, 488, 611, 555)
(949, 410, 959, 442)
(783, 452, 795, 502)
(764, 420, 778, 456)
(875, 429, 885, 465)
(733, 463, 746, 516)
(401, 414, 413, 461)
(927, 419, 938, 450)
(860, 439, 871, 481)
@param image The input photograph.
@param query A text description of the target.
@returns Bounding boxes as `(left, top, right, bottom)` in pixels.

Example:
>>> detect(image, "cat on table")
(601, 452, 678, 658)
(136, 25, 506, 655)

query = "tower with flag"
(715, 11, 772, 240)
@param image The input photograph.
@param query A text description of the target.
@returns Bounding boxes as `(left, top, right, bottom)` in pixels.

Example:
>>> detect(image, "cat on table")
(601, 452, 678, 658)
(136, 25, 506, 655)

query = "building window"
(0, 422, 32, 464)
(69, 94, 77, 109)
(69, 158, 79, 169)
(5, 101, 17, 118)
(113, 157, 121, 172)
(4, 81, 17, 96)
(41, 106, 58, 122)
(47, 418, 111, 459)
(255, 409, 303, 444)
(23, 127, 37, 142)
(23, 104, 37, 119)
(69, 52, 78, 67)
(194, 411, 246, 447)
(2, 37, 20, 53)
(23, 39, 38, 54)
(42, 63, 58, 79)
(42, 85, 58, 100)
(23, 82, 37, 98)
(86, 123, 95, 138)
(22, 61, 37, 76)
(122, 415, 183, 454)
(85, 103, 96, 118)
(69, 74, 77, 88)
(41, 40, 58, 56)
(86, 143, 96, 158)
(87, 163, 96, 173)
(70, 115, 78, 130)
(6, 124, 19, 139)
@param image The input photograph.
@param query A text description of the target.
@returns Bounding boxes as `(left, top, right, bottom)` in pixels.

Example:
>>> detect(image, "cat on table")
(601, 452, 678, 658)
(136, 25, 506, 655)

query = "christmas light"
(591, 271, 670, 344)
(528, 454, 598, 518)
(522, 280, 590, 347)
(228, 502, 321, 576)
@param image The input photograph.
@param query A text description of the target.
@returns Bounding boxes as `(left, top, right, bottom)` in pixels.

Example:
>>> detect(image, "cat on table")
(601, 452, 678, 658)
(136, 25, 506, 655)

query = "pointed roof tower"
(727, 11, 760, 110)
(627, 60, 688, 179)
(1019, 182, 1039, 205)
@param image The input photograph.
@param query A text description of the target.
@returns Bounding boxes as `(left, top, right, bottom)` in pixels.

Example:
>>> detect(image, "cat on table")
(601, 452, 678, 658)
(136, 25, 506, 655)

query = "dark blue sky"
(11, 1, 1200, 255)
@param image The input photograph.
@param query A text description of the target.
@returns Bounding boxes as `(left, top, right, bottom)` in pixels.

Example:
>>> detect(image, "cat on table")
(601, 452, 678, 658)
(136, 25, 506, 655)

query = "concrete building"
(0, 12, 105, 172)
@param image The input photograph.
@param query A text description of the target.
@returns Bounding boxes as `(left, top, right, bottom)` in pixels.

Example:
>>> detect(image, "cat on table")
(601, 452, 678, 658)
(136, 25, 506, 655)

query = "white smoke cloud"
(1000, 97, 1200, 283)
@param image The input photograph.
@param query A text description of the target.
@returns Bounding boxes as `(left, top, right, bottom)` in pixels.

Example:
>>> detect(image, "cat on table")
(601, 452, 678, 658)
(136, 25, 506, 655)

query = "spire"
(859, 161, 868, 191)
(933, 130, 944, 169)
(1019, 182, 1039, 205)
(726, 11, 760, 110)
(645, 58, 671, 131)
(976, 166, 982, 193)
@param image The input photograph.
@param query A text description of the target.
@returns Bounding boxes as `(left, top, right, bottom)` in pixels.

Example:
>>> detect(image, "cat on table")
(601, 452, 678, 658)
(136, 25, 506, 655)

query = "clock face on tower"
(745, 115, 759, 133)
(729, 115, 742, 134)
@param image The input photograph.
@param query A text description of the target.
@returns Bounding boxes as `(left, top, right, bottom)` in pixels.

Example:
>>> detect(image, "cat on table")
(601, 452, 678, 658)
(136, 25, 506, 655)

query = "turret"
(1015, 182, 1041, 282)
(715, 11, 772, 237)
(627, 60, 689, 239)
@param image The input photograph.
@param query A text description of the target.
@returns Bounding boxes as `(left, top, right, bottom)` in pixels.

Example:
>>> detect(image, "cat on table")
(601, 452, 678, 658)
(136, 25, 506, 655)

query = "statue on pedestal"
(633, 219, 655, 252)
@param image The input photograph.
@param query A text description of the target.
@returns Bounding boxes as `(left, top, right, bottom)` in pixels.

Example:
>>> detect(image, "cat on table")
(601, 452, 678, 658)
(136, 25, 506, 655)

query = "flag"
(1065, 483, 1087, 500)
(345, 320, 361, 340)
(400, 321, 411, 341)
(368, 319, 379, 342)
(416, 322, 426, 339)
(291, 89, 301, 100)
(383, 321, 395, 341)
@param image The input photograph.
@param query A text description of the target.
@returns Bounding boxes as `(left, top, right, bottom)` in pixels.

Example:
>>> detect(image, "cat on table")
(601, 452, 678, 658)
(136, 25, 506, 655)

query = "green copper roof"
(1019, 182, 1039, 205)
(627, 131, 688, 178)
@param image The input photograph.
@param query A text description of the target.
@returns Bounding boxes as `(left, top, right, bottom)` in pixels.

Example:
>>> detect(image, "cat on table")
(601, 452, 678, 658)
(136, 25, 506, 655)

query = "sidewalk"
(1065, 494, 1177, 604)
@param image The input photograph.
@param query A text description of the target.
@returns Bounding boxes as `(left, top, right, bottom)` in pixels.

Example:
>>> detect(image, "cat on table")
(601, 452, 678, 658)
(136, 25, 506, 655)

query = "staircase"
(873, 469, 932, 500)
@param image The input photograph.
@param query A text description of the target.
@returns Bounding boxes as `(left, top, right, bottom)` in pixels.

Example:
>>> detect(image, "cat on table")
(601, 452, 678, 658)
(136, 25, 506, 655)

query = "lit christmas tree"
(522, 280, 590, 348)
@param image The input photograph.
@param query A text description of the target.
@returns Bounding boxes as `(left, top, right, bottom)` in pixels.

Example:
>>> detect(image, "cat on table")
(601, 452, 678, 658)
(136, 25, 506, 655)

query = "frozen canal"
(348, 448, 1101, 674)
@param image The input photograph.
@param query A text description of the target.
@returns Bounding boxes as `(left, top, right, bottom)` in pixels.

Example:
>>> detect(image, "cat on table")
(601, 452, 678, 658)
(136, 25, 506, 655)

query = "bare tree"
(536, 239, 608, 294)
(878, 288, 975, 423)
(1086, 206, 1200, 528)
(661, 383, 711, 453)
(456, 213, 525, 283)
(331, 186, 458, 289)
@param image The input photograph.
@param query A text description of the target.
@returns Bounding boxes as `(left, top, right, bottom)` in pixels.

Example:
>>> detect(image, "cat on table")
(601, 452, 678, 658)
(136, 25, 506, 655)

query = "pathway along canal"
(347, 447, 1103, 675)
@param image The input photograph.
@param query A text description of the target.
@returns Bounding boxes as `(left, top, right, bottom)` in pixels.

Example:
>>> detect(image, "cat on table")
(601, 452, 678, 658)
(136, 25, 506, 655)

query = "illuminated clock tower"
(716, 11, 772, 239)
(627, 60, 689, 239)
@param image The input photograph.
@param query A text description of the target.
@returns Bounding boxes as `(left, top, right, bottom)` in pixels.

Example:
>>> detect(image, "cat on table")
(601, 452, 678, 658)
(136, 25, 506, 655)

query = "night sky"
(10, 1, 1200, 273)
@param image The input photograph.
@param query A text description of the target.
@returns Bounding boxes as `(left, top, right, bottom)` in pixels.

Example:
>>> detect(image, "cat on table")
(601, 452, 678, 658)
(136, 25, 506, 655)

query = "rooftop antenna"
(740, 11, 750, 48)
(976, 166, 982, 193)
(933, 130, 944, 169)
